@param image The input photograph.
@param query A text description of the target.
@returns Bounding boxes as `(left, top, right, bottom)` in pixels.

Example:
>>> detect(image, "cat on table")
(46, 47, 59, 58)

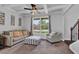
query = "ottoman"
(24, 36, 42, 45)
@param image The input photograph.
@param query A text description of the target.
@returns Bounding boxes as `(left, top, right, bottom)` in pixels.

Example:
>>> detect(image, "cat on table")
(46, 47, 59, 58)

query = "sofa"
(2, 30, 30, 46)
(47, 32, 62, 43)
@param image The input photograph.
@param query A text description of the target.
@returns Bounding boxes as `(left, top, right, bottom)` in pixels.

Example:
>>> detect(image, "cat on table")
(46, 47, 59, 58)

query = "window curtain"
(49, 16, 51, 33)
(30, 16, 33, 35)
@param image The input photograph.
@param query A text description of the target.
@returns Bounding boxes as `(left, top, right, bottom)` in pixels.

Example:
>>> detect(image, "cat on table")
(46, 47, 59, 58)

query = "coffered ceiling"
(0, 4, 70, 15)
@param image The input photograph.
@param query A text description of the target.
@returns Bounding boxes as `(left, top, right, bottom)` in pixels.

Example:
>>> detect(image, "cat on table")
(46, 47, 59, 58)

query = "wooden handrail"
(71, 19, 79, 31)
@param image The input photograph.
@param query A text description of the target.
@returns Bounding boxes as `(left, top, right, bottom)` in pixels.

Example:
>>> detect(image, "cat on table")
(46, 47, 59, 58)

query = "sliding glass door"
(32, 18, 41, 35)
(32, 16, 49, 36)
(41, 18, 49, 36)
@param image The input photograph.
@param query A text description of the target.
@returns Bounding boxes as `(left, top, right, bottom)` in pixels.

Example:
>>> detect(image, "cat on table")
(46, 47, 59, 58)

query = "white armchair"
(47, 32, 62, 43)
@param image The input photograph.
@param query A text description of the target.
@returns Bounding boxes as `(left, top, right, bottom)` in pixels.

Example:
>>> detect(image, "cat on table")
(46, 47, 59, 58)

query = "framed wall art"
(0, 13, 5, 25)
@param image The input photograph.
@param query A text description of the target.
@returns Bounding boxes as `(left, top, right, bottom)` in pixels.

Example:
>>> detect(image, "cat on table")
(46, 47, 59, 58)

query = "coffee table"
(24, 36, 42, 45)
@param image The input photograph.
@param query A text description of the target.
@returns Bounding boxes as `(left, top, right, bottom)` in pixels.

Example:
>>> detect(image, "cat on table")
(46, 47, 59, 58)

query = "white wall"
(22, 15, 31, 30)
(22, 12, 64, 39)
(22, 14, 48, 31)
(0, 5, 64, 38)
(0, 7, 23, 33)
(50, 13, 64, 37)
(64, 5, 79, 40)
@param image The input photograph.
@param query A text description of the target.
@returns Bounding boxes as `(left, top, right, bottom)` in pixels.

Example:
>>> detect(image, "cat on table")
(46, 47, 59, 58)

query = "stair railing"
(71, 19, 79, 41)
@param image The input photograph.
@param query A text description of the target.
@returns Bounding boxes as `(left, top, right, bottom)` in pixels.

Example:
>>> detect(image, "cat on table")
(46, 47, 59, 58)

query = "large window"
(32, 16, 49, 36)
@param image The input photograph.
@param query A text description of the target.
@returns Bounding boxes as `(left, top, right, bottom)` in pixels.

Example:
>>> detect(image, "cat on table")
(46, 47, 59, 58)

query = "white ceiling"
(0, 4, 68, 15)
(47, 4, 64, 8)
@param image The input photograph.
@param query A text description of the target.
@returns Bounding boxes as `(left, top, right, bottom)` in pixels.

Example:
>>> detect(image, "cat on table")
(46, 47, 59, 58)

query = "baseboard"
(63, 38, 71, 41)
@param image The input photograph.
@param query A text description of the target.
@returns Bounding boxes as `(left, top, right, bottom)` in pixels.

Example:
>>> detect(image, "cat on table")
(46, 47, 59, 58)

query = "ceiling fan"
(24, 4, 43, 15)
(24, 4, 43, 10)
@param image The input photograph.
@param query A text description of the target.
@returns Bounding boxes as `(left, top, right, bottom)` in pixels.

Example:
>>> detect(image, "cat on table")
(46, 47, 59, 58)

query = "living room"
(0, 4, 79, 54)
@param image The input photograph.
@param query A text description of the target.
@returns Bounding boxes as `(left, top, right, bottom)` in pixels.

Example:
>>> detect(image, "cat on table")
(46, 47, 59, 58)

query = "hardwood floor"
(0, 40, 73, 54)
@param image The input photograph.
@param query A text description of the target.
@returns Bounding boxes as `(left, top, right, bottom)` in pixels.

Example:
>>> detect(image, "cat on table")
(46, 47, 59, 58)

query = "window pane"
(32, 17, 49, 36)
(41, 18, 49, 35)
(32, 18, 40, 30)
(41, 18, 49, 30)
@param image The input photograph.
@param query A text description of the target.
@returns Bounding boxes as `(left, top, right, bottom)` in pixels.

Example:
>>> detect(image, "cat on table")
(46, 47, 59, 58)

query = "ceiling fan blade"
(24, 8, 32, 10)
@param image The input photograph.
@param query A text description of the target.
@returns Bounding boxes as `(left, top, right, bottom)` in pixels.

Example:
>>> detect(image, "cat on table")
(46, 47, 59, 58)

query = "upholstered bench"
(24, 36, 42, 45)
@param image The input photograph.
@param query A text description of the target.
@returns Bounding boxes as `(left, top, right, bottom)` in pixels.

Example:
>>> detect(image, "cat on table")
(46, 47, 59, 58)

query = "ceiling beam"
(0, 5, 19, 13)
(6, 4, 29, 8)
(48, 5, 66, 12)
(63, 4, 73, 14)
(35, 5, 66, 14)
(18, 10, 31, 14)
(3, 7, 17, 13)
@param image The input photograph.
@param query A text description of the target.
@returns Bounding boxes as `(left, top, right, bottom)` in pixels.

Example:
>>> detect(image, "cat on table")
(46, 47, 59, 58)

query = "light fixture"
(32, 10, 37, 15)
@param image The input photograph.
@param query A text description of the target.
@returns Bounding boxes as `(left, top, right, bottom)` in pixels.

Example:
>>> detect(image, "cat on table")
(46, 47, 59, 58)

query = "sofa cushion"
(10, 32, 13, 36)
(13, 31, 23, 37)
(49, 32, 56, 37)
(13, 31, 19, 37)
(22, 30, 28, 36)
(19, 31, 23, 36)
(3, 31, 10, 35)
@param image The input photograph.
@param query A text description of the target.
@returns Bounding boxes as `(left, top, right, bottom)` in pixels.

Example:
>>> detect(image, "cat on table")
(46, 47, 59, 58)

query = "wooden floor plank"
(0, 40, 73, 54)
